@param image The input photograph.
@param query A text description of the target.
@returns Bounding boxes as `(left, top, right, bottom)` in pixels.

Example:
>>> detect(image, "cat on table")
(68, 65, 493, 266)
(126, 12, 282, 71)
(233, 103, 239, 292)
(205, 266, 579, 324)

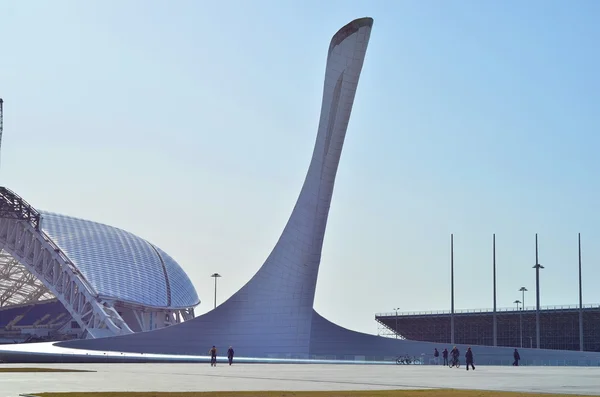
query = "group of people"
(209, 345, 235, 366)
(208, 344, 521, 368)
(433, 347, 522, 368)
(433, 346, 475, 370)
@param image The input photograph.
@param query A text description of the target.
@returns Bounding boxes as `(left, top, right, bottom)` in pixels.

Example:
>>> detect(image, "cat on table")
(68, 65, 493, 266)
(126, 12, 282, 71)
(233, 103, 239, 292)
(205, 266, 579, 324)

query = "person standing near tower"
(227, 346, 234, 366)
(209, 345, 217, 367)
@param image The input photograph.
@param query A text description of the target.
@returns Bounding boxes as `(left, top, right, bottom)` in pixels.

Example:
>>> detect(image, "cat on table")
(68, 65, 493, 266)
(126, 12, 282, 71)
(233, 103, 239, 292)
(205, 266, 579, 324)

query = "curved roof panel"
(39, 211, 199, 309)
(154, 246, 199, 308)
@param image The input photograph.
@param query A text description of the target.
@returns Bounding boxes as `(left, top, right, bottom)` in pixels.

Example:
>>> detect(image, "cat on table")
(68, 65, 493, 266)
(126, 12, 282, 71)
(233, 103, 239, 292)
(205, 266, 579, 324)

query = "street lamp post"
(394, 307, 400, 339)
(519, 287, 528, 311)
(515, 297, 524, 348)
(533, 233, 544, 349)
(210, 273, 222, 309)
(519, 287, 527, 348)
(514, 299, 522, 348)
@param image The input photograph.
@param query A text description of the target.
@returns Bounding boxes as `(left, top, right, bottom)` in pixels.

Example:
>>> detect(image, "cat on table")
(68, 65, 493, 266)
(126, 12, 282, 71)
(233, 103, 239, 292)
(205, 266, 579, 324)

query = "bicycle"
(449, 357, 460, 368)
(396, 355, 412, 365)
(396, 355, 423, 365)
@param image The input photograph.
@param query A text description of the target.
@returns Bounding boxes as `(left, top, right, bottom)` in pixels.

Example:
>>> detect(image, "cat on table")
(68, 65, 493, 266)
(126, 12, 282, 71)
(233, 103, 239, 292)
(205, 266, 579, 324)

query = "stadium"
(375, 235, 600, 354)
(0, 186, 199, 344)
(376, 304, 600, 353)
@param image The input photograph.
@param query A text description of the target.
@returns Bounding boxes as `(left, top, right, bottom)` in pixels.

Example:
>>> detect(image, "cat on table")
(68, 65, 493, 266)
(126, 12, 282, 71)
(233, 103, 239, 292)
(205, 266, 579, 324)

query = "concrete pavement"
(0, 363, 598, 396)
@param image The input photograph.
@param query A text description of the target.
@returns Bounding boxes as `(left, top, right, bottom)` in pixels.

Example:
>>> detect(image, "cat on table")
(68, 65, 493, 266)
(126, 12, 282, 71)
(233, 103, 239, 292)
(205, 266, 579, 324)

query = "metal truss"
(125, 306, 194, 332)
(376, 320, 397, 339)
(0, 188, 41, 230)
(180, 308, 194, 321)
(0, 251, 54, 306)
(0, 217, 133, 338)
(375, 317, 406, 339)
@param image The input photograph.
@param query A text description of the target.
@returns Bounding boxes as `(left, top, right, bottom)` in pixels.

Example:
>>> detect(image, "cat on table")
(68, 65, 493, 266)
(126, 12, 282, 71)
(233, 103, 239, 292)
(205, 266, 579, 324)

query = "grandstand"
(0, 186, 201, 343)
(0, 299, 73, 343)
(376, 304, 600, 352)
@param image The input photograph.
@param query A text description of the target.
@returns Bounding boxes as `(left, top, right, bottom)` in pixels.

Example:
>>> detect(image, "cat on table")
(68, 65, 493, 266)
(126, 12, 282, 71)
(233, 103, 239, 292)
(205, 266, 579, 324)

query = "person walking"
(209, 345, 217, 367)
(442, 348, 449, 366)
(227, 346, 235, 366)
(465, 347, 475, 371)
(513, 349, 521, 366)
(433, 348, 439, 365)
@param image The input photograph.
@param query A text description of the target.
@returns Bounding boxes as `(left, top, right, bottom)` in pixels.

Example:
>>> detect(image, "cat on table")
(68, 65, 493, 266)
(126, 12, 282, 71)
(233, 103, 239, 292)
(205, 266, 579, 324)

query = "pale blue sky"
(1, 0, 599, 334)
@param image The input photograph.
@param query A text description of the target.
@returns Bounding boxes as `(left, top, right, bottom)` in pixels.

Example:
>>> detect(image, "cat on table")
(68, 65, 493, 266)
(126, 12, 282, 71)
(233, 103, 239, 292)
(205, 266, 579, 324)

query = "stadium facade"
(0, 187, 199, 342)
(1, 17, 600, 365)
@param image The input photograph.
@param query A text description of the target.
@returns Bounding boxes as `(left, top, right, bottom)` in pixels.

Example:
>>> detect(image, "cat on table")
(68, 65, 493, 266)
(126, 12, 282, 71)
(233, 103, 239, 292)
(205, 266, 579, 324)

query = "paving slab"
(0, 363, 598, 397)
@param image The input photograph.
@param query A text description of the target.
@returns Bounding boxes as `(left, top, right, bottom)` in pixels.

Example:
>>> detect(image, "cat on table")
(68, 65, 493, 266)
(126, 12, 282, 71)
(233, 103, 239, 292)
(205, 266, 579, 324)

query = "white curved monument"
(52, 16, 374, 358)
(2, 17, 600, 365)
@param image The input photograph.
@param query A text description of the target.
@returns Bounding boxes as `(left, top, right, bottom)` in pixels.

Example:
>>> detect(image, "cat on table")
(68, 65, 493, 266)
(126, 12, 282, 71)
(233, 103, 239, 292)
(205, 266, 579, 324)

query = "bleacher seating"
(0, 300, 70, 329)
(6, 315, 24, 329)
(0, 300, 74, 344)
(33, 314, 51, 326)
(0, 306, 29, 328)
(47, 313, 68, 327)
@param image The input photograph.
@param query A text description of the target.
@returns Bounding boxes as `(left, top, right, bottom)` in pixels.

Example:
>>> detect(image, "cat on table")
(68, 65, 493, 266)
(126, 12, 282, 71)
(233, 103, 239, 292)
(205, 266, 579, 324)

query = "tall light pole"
(211, 273, 221, 309)
(533, 233, 544, 349)
(493, 234, 497, 347)
(394, 307, 400, 339)
(578, 233, 584, 351)
(450, 234, 455, 345)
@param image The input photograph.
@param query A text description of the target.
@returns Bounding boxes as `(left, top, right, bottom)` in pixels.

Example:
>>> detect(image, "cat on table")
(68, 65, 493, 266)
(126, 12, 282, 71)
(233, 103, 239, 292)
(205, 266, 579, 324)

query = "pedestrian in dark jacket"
(209, 345, 217, 367)
(513, 349, 521, 366)
(434, 348, 439, 365)
(442, 348, 449, 366)
(227, 346, 235, 366)
(465, 347, 475, 371)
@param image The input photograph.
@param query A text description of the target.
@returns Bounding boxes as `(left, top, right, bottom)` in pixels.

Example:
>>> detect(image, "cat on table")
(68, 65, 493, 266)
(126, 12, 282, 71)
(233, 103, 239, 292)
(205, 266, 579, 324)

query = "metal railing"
(376, 303, 600, 317)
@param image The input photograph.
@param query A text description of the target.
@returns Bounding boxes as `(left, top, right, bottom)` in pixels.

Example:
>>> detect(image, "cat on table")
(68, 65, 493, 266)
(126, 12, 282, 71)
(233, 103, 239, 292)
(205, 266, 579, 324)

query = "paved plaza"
(0, 363, 599, 396)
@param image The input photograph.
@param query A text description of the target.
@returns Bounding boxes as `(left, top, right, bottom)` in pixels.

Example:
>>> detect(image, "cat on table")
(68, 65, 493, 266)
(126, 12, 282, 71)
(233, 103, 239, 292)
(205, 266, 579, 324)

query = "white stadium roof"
(40, 211, 199, 309)
(0, 186, 199, 337)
